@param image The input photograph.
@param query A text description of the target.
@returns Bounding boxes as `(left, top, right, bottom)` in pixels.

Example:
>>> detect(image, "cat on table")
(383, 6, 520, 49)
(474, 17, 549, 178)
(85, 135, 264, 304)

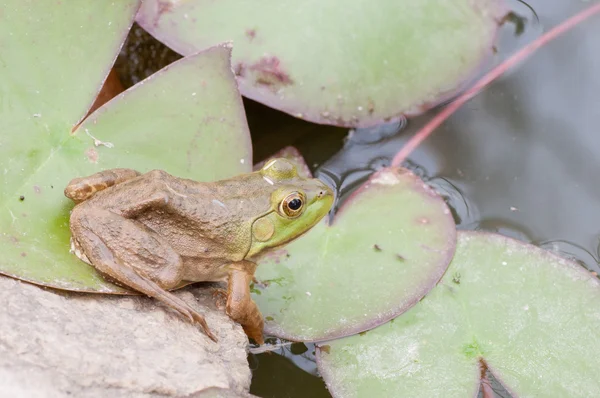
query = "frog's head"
(246, 158, 333, 258)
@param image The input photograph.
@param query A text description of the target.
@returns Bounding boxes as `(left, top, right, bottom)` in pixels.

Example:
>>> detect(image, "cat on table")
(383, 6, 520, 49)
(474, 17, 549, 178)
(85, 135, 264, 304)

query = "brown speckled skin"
(65, 159, 333, 344)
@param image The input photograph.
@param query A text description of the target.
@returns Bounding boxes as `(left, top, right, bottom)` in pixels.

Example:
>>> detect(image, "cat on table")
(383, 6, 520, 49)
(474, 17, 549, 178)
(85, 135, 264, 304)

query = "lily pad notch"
(252, 166, 457, 342)
(0, 42, 253, 294)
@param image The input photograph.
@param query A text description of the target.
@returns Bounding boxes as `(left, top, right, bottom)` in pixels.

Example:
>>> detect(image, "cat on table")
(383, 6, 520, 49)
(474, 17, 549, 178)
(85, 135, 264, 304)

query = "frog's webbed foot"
(226, 262, 265, 345)
(65, 168, 141, 203)
(70, 207, 218, 342)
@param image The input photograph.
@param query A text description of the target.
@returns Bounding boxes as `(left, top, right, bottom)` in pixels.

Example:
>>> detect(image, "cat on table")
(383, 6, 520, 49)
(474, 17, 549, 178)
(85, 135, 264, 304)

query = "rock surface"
(190, 387, 257, 397)
(0, 275, 251, 397)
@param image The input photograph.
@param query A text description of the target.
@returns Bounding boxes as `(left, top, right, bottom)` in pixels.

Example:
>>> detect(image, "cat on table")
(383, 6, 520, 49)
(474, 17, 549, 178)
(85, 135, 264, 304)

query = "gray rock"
(0, 275, 252, 397)
(189, 387, 258, 397)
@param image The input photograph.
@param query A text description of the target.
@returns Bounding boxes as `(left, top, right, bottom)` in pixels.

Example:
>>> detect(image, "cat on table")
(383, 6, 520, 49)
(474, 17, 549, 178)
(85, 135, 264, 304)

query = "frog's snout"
(317, 188, 330, 199)
(312, 180, 334, 210)
(314, 180, 333, 199)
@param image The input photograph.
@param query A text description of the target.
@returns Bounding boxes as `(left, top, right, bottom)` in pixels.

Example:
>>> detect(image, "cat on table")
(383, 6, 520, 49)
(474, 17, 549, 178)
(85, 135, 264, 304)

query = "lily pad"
(137, 0, 506, 127)
(0, 1, 252, 293)
(317, 231, 600, 397)
(252, 167, 456, 341)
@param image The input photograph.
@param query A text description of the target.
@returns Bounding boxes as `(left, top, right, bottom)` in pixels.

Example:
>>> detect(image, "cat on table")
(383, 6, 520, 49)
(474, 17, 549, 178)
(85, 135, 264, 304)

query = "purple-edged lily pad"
(317, 231, 600, 397)
(0, 1, 252, 293)
(136, 0, 506, 127)
(252, 167, 456, 342)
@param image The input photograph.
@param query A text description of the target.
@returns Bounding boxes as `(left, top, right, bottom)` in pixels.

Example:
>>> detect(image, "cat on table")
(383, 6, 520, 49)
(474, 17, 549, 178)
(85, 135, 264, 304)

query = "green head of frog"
(247, 158, 333, 258)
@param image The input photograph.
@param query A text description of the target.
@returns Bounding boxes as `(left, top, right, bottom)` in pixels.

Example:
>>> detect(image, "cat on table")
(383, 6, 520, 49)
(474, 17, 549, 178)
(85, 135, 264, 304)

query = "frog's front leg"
(70, 207, 218, 342)
(65, 168, 141, 203)
(226, 261, 265, 345)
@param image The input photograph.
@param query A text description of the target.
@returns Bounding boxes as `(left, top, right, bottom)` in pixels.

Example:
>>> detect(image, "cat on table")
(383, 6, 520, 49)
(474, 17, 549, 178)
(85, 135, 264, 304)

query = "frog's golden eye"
(280, 192, 305, 218)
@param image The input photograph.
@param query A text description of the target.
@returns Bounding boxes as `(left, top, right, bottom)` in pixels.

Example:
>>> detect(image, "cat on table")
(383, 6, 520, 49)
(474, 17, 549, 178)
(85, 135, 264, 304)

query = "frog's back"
(140, 172, 273, 260)
(73, 168, 272, 268)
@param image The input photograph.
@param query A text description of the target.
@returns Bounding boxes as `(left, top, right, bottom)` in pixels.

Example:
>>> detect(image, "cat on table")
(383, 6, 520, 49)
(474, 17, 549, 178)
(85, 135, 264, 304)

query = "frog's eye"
(279, 192, 305, 218)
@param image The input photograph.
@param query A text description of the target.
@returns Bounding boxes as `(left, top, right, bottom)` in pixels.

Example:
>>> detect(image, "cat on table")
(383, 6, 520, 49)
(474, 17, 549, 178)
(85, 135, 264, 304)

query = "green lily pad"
(317, 231, 600, 397)
(0, 2, 252, 293)
(252, 167, 456, 341)
(0, 1, 139, 197)
(137, 0, 506, 127)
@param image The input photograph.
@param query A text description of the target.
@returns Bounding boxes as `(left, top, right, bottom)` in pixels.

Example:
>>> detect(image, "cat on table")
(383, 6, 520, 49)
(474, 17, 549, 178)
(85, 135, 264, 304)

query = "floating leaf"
(76, 45, 252, 184)
(0, 1, 252, 293)
(252, 167, 456, 341)
(137, 0, 506, 127)
(317, 231, 600, 397)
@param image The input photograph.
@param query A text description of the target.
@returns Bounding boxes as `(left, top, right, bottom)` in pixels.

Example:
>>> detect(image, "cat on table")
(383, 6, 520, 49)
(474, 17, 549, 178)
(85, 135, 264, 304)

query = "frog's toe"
(173, 306, 217, 342)
(190, 312, 218, 342)
(205, 328, 218, 343)
(177, 307, 195, 323)
(244, 327, 264, 346)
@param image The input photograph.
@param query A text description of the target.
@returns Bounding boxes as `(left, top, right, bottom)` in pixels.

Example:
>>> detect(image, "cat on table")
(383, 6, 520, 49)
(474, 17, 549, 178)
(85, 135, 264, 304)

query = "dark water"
(246, 0, 600, 396)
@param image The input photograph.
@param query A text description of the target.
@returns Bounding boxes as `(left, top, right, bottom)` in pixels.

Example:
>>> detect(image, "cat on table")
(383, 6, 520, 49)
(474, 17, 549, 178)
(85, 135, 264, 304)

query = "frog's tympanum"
(64, 159, 333, 344)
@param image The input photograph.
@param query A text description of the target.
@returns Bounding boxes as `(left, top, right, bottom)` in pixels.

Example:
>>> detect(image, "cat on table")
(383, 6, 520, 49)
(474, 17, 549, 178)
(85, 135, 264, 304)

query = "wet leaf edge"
(136, 0, 508, 128)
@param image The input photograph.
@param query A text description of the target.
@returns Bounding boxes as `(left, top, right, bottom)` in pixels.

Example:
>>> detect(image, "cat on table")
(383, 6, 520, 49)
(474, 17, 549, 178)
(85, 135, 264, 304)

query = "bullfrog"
(64, 158, 333, 344)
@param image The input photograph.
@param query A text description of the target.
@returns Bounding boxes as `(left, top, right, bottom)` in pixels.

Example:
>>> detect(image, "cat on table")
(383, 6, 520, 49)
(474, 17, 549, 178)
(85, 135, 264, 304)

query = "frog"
(64, 158, 333, 344)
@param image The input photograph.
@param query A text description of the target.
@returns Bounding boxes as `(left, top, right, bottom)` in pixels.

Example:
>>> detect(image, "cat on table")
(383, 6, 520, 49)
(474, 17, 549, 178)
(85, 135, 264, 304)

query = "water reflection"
(249, 345, 330, 398)
(428, 177, 480, 227)
(345, 118, 407, 145)
(538, 240, 600, 275)
(474, 218, 534, 242)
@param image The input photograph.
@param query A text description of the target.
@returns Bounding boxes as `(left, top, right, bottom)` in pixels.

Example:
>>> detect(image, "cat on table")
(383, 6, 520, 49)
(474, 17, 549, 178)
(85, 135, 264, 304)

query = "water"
(247, 0, 600, 396)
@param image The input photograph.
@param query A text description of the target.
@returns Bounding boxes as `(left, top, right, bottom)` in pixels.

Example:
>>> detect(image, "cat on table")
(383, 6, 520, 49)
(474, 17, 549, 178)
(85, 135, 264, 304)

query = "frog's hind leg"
(65, 168, 141, 203)
(70, 207, 218, 342)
